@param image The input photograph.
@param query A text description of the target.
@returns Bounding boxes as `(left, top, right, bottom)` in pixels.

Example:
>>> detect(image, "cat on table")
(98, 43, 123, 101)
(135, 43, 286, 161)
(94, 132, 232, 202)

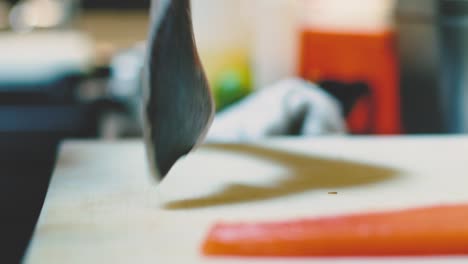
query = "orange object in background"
(202, 204, 468, 257)
(299, 30, 401, 134)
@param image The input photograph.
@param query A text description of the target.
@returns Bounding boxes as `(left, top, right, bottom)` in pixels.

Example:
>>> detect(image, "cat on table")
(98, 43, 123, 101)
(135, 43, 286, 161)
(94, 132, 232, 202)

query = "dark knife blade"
(143, 0, 214, 180)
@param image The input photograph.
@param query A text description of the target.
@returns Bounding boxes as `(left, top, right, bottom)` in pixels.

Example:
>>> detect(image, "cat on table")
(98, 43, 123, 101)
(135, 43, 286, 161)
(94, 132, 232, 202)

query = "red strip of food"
(202, 204, 468, 257)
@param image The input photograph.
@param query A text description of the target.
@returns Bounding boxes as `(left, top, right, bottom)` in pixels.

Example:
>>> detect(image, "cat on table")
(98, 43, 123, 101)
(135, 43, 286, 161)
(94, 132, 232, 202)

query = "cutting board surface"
(25, 136, 468, 263)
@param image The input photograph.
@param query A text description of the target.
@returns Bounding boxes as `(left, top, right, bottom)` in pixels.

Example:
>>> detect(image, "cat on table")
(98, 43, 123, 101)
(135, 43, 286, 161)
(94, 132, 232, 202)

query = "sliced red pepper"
(202, 204, 468, 257)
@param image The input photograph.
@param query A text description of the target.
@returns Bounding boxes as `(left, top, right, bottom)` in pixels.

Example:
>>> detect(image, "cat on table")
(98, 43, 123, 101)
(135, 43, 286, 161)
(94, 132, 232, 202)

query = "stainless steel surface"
(143, 0, 214, 180)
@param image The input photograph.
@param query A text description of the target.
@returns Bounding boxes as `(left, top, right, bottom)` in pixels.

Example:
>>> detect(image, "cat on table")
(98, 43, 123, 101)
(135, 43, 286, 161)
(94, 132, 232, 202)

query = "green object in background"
(214, 69, 252, 111)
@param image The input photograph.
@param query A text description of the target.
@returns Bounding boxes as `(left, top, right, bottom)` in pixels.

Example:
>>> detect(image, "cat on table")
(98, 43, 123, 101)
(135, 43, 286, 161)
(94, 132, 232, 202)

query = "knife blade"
(142, 0, 215, 180)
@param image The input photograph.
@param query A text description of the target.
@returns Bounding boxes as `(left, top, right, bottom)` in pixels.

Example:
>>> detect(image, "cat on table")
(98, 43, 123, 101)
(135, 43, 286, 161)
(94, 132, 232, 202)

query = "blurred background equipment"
(102, 43, 145, 138)
(298, 0, 401, 135)
(0, 31, 97, 144)
(438, 0, 468, 133)
(8, 0, 78, 32)
(397, 0, 468, 133)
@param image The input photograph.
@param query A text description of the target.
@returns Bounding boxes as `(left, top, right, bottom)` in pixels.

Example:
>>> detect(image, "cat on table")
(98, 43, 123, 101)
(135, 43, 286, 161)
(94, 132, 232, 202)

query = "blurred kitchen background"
(2, 0, 468, 261)
(2, 0, 468, 146)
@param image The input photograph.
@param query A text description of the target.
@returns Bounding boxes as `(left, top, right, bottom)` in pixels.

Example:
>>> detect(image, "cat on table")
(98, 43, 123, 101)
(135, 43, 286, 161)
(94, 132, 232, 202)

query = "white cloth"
(205, 78, 347, 143)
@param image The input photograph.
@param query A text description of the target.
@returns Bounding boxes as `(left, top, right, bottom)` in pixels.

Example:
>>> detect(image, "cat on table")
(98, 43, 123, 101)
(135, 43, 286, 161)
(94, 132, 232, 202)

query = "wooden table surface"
(24, 136, 468, 263)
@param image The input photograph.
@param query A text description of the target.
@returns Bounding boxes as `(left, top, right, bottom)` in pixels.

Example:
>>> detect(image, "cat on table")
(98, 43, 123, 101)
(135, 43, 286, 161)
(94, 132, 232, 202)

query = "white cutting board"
(24, 136, 468, 264)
